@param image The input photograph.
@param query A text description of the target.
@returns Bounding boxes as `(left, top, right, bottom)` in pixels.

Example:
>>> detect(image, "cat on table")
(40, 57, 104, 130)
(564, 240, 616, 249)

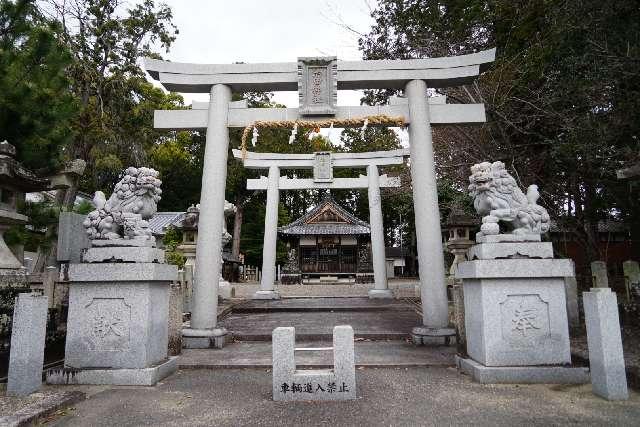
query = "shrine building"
(279, 196, 373, 283)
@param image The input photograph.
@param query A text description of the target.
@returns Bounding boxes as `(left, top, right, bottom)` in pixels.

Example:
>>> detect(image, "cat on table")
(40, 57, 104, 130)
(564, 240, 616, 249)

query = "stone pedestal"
(47, 244, 178, 385)
(455, 240, 589, 384)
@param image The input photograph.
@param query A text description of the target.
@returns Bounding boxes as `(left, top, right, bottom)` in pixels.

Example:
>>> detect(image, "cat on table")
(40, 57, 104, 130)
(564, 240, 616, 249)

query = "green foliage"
(150, 131, 204, 211)
(44, 0, 179, 191)
(73, 199, 94, 215)
(163, 226, 185, 268)
(360, 0, 640, 260)
(165, 250, 185, 269)
(0, 0, 77, 171)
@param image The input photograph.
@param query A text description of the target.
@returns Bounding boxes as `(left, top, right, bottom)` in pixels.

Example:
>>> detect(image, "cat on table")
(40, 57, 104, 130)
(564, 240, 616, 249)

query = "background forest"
(0, 0, 637, 271)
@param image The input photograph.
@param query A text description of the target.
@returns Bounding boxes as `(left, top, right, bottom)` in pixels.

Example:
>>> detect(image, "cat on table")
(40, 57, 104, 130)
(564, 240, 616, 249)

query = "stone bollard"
(7, 293, 48, 396)
(168, 281, 183, 356)
(590, 261, 609, 288)
(183, 264, 194, 312)
(272, 325, 356, 401)
(451, 281, 466, 355)
(623, 260, 640, 302)
(583, 288, 628, 400)
(43, 266, 58, 308)
(564, 276, 580, 330)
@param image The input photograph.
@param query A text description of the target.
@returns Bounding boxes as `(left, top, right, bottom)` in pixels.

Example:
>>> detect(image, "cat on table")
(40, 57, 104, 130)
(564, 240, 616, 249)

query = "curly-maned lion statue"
(468, 161, 550, 237)
(83, 167, 162, 240)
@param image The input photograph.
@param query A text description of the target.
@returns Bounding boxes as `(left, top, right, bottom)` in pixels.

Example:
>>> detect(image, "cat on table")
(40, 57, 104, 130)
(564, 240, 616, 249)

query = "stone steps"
(217, 297, 420, 342)
(178, 341, 456, 369)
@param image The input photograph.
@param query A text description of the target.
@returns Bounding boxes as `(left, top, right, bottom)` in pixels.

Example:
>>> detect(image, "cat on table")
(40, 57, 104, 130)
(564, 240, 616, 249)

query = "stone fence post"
(590, 261, 609, 288)
(583, 288, 628, 400)
(7, 293, 48, 396)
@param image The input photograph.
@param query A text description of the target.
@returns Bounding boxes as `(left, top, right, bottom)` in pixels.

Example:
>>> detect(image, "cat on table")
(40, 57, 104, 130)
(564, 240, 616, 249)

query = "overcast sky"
(154, 0, 377, 107)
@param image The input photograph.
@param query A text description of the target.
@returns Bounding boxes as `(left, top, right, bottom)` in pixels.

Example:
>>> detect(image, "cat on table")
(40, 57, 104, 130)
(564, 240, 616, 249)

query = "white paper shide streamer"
(360, 118, 368, 139)
(251, 126, 259, 147)
(289, 123, 298, 144)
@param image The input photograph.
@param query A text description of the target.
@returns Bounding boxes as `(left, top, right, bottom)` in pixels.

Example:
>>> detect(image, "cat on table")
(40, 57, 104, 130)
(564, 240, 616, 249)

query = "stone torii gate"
(146, 49, 495, 347)
(232, 148, 408, 300)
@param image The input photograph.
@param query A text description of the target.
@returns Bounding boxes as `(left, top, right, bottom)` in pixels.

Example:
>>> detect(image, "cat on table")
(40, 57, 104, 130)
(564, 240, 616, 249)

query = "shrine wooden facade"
(279, 197, 372, 279)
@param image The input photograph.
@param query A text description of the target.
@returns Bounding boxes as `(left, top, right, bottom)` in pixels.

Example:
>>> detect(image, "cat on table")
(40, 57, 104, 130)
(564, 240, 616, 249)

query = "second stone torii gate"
(232, 149, 409, 300)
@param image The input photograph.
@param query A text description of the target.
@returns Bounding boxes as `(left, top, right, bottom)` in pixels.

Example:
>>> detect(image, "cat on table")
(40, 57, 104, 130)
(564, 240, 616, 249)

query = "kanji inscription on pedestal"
(85, 297, 131, 351)
(500, 294, 550, 348)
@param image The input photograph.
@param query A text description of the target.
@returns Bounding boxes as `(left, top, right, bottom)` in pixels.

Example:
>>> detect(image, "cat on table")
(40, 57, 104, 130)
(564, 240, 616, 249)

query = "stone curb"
(0, 391, 85, 426)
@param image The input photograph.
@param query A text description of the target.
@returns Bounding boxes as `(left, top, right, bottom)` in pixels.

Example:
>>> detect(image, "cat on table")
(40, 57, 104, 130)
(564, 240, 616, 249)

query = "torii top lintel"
(144, 49, 496, 93)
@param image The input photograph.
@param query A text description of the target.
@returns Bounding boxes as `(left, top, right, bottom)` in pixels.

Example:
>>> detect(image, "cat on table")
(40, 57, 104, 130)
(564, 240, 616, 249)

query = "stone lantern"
(444, 208, 477, 275)
(174, 201, 236, 302)
(0, 141, 48, 274)
(176, 204, 199, 268)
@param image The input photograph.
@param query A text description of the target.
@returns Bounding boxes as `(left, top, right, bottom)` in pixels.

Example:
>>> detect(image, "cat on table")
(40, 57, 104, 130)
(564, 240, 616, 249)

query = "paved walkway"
(48, 368, 640, 426)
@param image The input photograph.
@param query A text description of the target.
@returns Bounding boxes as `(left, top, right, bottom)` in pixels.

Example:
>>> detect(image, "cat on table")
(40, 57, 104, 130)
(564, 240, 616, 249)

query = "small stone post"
(564, 276, 580, 330)
(452, 281, 466, 354)
(583, 288, 628, 400)
(590, 261, 609, 288)
(168, 281, 183, 356)
(367, 164, 392, 299)
(623, 260, 639, 302)
(7, 293, 48, 396)
(183, 264, 193, 312)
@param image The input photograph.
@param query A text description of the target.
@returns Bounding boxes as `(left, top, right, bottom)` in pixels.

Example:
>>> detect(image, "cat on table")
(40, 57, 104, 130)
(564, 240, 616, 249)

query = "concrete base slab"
(46, 357, 178, 386)
(252, 290, 281, 300)
(368, 289, 393, 299)
(182, 327, 228, 349)
(456, 356, 590, 384)
(411, 326, 456, 346)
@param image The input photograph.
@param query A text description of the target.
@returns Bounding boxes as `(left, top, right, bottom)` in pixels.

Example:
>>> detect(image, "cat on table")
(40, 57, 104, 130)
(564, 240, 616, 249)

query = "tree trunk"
(232, 204, 244, 259)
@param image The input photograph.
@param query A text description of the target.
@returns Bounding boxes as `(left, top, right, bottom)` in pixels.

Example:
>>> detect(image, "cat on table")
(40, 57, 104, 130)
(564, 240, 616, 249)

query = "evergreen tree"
(0, 0, 76, 171)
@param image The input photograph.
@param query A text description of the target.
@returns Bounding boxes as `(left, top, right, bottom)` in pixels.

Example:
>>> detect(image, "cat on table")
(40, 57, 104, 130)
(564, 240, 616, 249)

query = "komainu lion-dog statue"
(468, 161, 550, 238)
(83, 167, 162, 240)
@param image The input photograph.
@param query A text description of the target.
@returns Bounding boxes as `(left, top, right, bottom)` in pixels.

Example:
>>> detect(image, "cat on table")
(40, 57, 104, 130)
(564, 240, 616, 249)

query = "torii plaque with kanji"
(297, 57, 337, 116)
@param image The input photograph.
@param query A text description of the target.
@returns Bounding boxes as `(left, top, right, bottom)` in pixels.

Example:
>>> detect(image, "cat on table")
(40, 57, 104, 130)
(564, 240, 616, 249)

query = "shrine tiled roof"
(279, 196, 370, 236)
(148, 212, 185, 235)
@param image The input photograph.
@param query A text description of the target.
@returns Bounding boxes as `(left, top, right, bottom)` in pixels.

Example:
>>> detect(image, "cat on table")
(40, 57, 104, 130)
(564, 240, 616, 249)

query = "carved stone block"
(457, 255, 573, 367)
(297, 57, 337, 116)
(63, 263, 176, 370)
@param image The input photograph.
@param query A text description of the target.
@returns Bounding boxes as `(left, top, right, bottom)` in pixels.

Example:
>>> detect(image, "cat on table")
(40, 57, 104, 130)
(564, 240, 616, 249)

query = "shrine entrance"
(146, 49, 495, 347)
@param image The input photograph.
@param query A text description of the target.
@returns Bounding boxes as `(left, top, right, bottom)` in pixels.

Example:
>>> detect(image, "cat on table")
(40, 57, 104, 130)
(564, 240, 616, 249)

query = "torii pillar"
(406, 80, 455, 344)
(182, 84, 230, 348)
